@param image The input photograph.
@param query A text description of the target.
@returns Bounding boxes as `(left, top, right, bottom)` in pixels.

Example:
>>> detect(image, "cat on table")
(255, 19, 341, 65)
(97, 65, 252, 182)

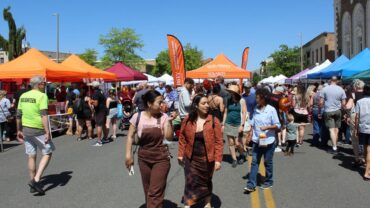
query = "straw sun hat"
(226, 85, 241, 99)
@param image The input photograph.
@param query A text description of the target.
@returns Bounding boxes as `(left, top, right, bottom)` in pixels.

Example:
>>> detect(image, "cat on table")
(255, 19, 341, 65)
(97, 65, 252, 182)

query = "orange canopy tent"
(0, 48, 89, 82)
(186, 53, 252, 79)
(61, 54, 117, 81)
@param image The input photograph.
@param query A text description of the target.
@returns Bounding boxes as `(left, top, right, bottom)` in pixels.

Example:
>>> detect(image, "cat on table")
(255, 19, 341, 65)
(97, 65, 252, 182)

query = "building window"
(312, 51, 314, 64)
(342, 12, 352, 57)
(0, 57, 4, 63)
(320, 47, 323, 62)
(352, 3, 365, 55)
(316, 49, 319, 63)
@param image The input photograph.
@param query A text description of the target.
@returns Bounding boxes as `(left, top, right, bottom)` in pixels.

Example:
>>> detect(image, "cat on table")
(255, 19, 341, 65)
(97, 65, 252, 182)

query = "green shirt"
(18, 90, 48, 129)
(226, 101, 241, 125)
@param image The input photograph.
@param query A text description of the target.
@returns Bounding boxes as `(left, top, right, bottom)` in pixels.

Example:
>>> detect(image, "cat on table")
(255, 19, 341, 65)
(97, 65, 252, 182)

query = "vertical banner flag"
(167, 34, 185, 86)
(241, 47, 250, 69)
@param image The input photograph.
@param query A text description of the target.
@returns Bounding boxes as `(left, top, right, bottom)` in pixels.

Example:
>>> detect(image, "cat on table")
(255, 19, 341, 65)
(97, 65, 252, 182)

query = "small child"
(285, 114, 299, 156)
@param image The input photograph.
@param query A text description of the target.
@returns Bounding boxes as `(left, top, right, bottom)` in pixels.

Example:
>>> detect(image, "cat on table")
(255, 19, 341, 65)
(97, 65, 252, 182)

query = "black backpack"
(73, 98, 84, 114)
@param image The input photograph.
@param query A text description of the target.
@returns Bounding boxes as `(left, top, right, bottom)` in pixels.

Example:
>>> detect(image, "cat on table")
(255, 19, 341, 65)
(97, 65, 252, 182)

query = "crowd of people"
(2, 74, 370, 207)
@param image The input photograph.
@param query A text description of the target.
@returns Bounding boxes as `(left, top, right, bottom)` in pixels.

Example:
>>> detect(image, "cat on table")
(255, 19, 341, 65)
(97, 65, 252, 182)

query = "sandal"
(77, 138, 81, 141)
(111, 136, 117, 140)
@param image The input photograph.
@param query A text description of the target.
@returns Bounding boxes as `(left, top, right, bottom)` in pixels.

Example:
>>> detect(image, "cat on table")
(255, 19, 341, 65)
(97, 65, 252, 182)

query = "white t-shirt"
(355, 97, 370, 134)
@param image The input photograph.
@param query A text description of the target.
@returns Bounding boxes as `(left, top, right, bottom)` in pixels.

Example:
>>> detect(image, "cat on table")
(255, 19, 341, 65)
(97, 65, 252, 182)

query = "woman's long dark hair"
(187, 94, 208, 123)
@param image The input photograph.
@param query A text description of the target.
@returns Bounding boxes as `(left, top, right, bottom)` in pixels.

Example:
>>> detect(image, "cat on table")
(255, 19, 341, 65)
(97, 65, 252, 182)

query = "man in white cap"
(17, 75, 55, 195)
(320, 76, 346, 154)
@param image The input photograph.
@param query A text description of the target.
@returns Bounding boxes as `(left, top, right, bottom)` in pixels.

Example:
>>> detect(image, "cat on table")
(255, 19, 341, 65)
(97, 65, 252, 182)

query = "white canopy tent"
(158, 73, 174, 84)
(260, 76, 274, 84)
(260, 75, 288, 84)
(271, 75, 288, 84)
(299, 60, 332, 79)
(144, 73, 160, 83)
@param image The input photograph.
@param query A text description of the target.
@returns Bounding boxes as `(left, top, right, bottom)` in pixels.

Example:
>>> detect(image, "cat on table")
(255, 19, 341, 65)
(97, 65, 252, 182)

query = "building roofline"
(303, 32, 335, 48)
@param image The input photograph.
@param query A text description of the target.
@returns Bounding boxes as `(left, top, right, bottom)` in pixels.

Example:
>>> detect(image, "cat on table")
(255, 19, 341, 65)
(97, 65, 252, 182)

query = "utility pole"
(53, 13, 60, 63)
(300, 32, 303, 72)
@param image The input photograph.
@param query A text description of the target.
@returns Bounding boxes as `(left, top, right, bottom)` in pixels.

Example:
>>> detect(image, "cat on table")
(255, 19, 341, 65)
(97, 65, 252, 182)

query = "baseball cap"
(88, 81, 100, 88)
(275, 86, 285, 93)
(72, 89, 80, 96)
(244, 82, 252, 88)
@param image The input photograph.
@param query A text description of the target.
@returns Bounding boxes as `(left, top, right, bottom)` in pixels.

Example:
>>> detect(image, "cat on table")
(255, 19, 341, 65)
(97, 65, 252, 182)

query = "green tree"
(265, 44, 301, 77)
(1, 6, 26, 60)
(153, 43, 203, 76)
(183, 43, 203, 70)
(252, 72, 262, 83)
(79, 48, 98, 66)
(96, 55, 113, 70)
(99, 27, 144, 69)
(153, 49, 171, 76)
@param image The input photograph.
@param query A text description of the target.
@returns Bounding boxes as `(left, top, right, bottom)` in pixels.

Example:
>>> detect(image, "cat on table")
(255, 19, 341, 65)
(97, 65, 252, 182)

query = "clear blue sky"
(0, 0, 334, 71)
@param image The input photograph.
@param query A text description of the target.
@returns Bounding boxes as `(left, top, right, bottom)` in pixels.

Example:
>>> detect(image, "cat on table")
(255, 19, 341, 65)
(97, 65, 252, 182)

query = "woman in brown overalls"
(125, 90, 176, 208)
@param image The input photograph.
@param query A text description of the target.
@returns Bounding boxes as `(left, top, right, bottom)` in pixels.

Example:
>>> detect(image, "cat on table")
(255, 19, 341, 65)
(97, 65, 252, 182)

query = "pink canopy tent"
(105, 62, 147, 81)
(284, 68, 310, 84)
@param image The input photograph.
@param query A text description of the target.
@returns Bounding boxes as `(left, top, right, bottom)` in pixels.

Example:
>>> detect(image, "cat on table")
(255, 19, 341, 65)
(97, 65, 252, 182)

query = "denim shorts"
(25, 135, 55, 155)
(359, 133, 370, 146)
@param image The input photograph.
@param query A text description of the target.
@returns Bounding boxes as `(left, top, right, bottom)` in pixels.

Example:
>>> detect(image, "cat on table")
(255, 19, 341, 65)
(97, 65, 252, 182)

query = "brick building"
(303, 32, 336, 67)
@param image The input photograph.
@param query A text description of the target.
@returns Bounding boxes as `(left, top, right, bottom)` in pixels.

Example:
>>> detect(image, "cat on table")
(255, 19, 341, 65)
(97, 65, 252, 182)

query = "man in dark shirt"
(89, 81, 107, 146)
(13, 84, 31, 108)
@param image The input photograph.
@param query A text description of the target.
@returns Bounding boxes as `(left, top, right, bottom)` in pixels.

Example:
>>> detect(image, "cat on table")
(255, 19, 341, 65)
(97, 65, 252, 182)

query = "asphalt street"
(0, 126, 369, 208)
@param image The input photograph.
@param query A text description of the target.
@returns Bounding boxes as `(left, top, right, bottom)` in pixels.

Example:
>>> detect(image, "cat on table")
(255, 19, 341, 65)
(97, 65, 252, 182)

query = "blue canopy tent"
(307, 55, 349, 79)
(321, 48, 370, 79)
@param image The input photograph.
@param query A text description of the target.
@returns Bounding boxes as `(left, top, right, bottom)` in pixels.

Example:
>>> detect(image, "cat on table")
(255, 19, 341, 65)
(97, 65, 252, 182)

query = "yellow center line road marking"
(259, 159, 276, 208)
(248, 155, 261, 208)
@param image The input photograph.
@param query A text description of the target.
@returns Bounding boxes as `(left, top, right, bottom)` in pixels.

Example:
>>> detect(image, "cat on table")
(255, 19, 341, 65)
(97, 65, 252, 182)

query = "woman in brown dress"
(178, 94, 223, 208)
(125, 90, 176, 208)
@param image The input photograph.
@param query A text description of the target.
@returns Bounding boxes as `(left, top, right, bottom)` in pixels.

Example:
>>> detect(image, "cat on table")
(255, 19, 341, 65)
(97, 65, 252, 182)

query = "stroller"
(119, 97, 134, 130)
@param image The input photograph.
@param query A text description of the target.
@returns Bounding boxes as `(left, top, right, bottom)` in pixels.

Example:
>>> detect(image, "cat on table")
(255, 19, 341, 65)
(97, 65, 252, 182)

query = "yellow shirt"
(18, 90, 48, 129)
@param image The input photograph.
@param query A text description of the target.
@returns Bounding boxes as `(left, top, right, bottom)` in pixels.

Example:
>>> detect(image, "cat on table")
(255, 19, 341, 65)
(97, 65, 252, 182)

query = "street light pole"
(300, 32, 303, 72)
(53, 13, 59, 63)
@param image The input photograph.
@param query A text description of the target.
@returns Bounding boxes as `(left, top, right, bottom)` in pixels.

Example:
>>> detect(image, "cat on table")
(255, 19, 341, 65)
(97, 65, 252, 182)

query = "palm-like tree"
(1, 6, 27, 60)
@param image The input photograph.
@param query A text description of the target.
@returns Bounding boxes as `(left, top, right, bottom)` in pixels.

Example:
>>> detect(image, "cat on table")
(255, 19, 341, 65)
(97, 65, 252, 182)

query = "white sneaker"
(92, 141, 102, 147)
(274, 147, 282, 152)
(163, 139, 172, 145)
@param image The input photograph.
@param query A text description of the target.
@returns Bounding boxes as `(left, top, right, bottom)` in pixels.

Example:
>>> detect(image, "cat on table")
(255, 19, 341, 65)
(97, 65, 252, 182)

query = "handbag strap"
(133, 111, 142, 155)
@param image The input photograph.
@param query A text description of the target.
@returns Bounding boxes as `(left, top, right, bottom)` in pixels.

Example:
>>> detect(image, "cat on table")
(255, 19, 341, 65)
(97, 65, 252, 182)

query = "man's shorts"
(95, 111, 107, 127)
(25, 135, 55, 156)
(359, 133, 370, 146)
(324, 110, 342, 129)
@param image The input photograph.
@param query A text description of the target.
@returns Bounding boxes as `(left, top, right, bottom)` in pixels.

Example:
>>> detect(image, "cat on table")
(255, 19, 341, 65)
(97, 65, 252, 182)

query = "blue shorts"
(359, 133, 370, 146)
(25, 135, 55, 155)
